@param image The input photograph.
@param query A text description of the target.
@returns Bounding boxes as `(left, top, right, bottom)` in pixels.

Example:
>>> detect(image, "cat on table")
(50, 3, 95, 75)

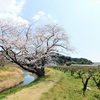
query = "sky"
(0, 0, 100, 62)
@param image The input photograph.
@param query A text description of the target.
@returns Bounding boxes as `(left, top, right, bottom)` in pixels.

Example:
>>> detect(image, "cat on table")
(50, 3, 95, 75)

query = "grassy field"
(0, 67, 100, 100)
(40, 69, 100, 100)
(0, 63, 24, 93)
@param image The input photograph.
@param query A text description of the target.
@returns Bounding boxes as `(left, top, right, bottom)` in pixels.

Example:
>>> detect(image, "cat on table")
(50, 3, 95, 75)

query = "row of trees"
(0, 18, 72, 77)
(53, 66, 100, 96)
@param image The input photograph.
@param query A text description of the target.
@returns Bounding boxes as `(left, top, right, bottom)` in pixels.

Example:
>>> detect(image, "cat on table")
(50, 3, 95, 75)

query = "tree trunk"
(93, 77, 100, 89)
(97, 80, 100, 89)
(13, 60, 45, 77)
(83, 77, 91, 96)
(35, 67, 45, 77)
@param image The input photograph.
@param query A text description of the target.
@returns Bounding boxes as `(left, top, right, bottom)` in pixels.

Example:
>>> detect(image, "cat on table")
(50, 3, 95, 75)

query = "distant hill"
(0, 51, 93, 66)
(49, 53, 93, 65)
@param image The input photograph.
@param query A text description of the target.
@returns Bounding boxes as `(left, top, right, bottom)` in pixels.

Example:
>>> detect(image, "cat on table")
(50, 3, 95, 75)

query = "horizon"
(0, 0, 100, 62)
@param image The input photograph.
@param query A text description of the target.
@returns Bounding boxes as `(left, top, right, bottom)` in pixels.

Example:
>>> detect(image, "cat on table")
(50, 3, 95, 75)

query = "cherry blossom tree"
(0, 19, 72, 77)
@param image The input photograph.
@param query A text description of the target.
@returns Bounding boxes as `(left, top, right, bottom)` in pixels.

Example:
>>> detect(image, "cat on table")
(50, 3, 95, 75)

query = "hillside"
(49, 53, 93, 65)
(0, 51, 93, 67)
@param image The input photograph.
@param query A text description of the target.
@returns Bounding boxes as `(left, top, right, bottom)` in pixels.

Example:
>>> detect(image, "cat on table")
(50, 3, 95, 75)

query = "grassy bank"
(0, 68, 62, 100)
(0, 67, 100, 100)
(0, 63, 24, 93)
(40, 69, 100, 100)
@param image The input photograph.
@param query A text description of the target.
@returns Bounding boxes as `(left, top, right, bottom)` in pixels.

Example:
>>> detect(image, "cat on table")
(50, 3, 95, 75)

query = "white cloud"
(33, 15, 41, 21)
(0, 13, 29, 26)
(38, 11, 45, 16)
(33, 11, 45, 21)
(33, 11, 58, 23)
(47, 14, 52, 19)
(0, 0, 29, 26)
(0, 0, 25, 15)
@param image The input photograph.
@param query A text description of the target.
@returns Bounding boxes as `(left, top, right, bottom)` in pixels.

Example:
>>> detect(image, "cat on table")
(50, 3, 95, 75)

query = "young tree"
(76, 69, 92, 96)
(92, 70, 100, 89)
(0, 19, 72, 77)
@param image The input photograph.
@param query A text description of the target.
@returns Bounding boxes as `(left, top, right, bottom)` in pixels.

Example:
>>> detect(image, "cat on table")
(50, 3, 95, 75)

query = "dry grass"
(3, 68, 62, 100)
(1, 67, 100, 100)
(0, 64, 24, 92)
(45, 68, 55, 76)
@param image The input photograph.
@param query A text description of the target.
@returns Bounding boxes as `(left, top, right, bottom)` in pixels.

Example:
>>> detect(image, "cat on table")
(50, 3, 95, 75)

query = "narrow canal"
(18, 70, 37, 87)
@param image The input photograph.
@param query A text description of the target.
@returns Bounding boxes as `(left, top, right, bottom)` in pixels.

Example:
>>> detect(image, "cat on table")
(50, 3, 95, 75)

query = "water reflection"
(18, 70, 37, 87)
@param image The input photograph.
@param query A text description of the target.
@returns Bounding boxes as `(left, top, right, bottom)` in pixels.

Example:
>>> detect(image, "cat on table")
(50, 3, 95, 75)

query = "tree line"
(50, 53, 93, 65)
(52, 66, 100, 97)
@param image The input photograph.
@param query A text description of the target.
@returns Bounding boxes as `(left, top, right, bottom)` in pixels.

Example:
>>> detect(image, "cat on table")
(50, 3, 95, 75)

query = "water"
(18, 70, 37, 87)
(94, 62, 100, 65)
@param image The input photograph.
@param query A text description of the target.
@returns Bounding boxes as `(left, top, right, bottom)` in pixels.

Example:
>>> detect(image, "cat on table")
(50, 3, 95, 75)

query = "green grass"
(0, 68, 61, 100)
(0, 67, 100, 100)
(40, 69, 100, 100)
(0, 66, 8, 71)
(0, 76, 48, 99)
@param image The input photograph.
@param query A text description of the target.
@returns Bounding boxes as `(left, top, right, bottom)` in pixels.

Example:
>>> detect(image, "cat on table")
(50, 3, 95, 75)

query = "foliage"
(40, 67, 100, 100)
(0, 18, 72, 77)
(50, 53, 93, 65)
(52, 66, 100, 96)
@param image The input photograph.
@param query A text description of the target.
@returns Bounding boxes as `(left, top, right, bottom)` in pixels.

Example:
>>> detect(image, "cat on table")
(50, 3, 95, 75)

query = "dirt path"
(3, 81, 54, 100)
(3, 68, 59, 100)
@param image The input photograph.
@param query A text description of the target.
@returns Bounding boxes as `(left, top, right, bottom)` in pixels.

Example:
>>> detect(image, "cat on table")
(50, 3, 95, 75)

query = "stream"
(0, 69, 37, 93)
(18, 70, 37, 87)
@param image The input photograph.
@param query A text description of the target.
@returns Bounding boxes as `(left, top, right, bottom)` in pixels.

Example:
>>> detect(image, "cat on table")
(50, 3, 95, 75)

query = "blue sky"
(0, 0, 100, 62)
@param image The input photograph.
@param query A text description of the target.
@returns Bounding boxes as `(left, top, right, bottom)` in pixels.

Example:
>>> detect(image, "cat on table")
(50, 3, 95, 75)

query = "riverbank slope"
(1, 67, 100, 100)
(0, 64, 24, 92)
(2, 68, 62, 100)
